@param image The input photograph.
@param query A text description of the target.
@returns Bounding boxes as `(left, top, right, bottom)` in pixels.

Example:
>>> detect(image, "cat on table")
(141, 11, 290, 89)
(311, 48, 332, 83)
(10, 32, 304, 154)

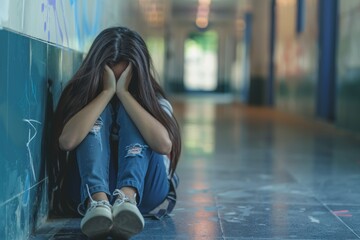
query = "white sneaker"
(80, 199, 113, 239)
(111, 189, 145, 239)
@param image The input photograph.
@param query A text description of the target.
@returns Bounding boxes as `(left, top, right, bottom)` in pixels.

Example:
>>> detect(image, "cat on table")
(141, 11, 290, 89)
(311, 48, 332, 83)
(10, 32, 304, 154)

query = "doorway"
(184, 31, 218, 91)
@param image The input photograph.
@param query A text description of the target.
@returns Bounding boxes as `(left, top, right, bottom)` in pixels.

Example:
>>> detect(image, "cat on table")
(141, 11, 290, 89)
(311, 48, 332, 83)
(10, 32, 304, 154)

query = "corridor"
(32, 95, 360, 239)
(1, 0, 360, 239)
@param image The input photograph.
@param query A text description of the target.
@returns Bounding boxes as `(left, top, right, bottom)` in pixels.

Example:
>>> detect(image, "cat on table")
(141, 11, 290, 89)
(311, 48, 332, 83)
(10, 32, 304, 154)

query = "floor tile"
(218, 202, 358, 239)
(326, 205, 360, 238)
(31, 97, 360, 239)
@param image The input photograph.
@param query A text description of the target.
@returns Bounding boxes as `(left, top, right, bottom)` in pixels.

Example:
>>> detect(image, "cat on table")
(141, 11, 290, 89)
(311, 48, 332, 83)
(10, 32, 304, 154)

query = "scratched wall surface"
(336, 0, 360, 132)
(0, 28, 83, 240)
(274, 0, 319, 117)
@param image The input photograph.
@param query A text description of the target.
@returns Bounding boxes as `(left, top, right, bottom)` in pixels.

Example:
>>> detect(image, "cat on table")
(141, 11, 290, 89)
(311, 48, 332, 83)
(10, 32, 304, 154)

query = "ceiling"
(135, 0, 251, 28)
(170, 0, 250, 22)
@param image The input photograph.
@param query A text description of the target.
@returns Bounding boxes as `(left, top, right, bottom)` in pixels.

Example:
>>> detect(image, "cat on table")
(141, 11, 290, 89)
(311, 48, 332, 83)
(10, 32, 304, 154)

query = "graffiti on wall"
(70, 0, 102, 50)
(41, 0, 69, 46)
(23, 119, 42, 181)
(40, 0, 102, 50)
(0, 0, 106, 51)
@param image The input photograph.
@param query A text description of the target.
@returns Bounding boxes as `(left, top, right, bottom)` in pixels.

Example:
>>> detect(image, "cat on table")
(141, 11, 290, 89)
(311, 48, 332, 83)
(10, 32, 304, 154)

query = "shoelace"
(77, 184, 112, 216)
(113, 189, 137, 205)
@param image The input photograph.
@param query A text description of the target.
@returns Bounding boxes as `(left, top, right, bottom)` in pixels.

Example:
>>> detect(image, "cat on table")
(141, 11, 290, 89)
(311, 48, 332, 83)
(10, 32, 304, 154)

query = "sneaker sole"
(112, 208, 144, 239)
(81, 215, 113, 239)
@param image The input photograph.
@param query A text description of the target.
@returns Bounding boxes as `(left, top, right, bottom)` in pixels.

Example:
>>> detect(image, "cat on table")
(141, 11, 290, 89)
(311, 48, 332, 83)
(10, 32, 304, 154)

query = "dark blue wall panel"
(0, 29, 83, 240)
(47, 44, 64, 110)
(6, 32, 30, 204)
(296, 0, 306, 34)
(317, 0, 337, 121)
(267, 0, 276, 106)
(0, 30, 9, 208)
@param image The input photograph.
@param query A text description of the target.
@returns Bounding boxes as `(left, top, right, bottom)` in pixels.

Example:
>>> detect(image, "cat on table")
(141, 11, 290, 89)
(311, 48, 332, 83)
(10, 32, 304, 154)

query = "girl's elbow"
(59, 135, 76, 151)
(157, 138, 172, 155)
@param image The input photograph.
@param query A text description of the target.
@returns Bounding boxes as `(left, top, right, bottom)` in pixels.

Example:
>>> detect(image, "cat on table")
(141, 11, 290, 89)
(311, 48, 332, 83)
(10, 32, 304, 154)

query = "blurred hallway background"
(0, 0, 360, 239)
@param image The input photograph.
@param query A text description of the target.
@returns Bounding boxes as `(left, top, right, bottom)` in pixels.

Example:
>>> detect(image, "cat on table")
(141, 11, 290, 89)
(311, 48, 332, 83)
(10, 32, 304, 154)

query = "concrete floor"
(32, 96, 360, 239)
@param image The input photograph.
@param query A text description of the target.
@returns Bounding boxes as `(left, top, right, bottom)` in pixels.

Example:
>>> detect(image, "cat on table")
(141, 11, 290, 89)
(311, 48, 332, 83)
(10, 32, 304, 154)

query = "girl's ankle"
(87, 192, 109, 208)
(119, 187, 136, 198)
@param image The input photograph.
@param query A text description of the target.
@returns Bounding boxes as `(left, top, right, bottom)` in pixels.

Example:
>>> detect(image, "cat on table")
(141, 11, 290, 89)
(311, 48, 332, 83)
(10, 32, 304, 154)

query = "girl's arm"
(59, 66, 116, 151)
(116, 64, 172, 155)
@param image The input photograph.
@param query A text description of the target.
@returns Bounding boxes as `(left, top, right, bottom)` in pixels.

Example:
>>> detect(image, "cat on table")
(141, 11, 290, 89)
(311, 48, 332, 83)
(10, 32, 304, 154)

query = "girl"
(53, 27, 181, 239)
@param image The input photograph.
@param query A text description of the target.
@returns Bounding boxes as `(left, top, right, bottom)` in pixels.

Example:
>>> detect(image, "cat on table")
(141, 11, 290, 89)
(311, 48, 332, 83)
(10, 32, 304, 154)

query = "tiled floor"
(32, 95, 360, 239)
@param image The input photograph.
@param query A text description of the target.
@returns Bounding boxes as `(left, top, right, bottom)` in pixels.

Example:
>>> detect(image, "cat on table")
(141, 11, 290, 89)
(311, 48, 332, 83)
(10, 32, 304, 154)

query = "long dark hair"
(51, 27, 181, 214)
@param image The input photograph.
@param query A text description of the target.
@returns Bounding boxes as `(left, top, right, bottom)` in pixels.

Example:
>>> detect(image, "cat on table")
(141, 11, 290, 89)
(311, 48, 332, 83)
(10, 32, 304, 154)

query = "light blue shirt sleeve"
(158, 98, 173, 116)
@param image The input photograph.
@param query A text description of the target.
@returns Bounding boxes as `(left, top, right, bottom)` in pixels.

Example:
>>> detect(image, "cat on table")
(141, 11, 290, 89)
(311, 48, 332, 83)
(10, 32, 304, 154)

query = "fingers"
(103, 64, 117, 91)
(124, 62, 132, 73)
(104, 64, 113, 74)
(119, 62, 132, 81)
(104, 65, 112, 77)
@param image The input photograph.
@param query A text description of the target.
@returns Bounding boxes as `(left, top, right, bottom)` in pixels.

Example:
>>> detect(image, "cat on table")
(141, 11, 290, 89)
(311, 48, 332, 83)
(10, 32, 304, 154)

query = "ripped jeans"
(74, 102, 170, 214)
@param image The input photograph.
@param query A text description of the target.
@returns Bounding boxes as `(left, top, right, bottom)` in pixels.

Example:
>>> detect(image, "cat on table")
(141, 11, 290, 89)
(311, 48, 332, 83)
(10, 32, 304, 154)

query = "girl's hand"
(103, 65, 116, 95)
(116, 63, 132, 99)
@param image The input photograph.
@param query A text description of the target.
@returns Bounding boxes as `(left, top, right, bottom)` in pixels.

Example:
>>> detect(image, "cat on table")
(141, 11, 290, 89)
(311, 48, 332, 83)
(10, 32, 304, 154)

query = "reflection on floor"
(32, 95, 360, 239)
